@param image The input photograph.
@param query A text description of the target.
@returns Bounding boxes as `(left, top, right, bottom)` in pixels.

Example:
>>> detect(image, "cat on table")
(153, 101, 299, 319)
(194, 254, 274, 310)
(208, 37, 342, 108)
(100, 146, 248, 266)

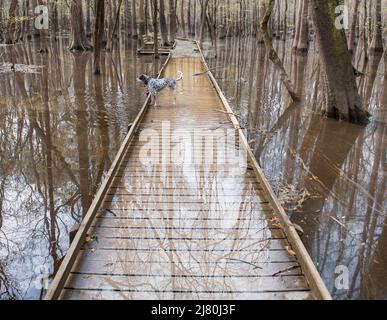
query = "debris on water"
(293, 223, 304, 237)
(0, 63, 43, 74)
(272, 181, 311, 212)
(285, 246, 296, 257)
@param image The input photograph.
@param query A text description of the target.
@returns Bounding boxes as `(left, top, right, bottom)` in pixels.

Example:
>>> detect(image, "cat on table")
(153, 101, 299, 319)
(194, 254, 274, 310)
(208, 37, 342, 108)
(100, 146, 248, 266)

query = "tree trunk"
(5, 0, 18, 44)
(94, 0, 105, 74)
(132, 0, 138, 38)
(198, 0, 209, 46)
(153, 0, 159, 58)
(187, 0, 192, 35)
(181, 0, 186, 38)
(309, 0, 370, 124)
(260, 0, 299, 102)
(69, 0, 91, 50)
(159, 0, 169, 45)
(296, 0, 309, 52)
(139, 0, 146, 36)
(369, 0, 383, 53)
(168, 0, 177, 44)
(348, 0, 360, 55)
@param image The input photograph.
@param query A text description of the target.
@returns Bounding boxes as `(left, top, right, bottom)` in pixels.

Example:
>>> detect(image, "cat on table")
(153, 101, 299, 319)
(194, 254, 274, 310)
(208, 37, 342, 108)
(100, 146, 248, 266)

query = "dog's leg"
(154, 95, 158, 107)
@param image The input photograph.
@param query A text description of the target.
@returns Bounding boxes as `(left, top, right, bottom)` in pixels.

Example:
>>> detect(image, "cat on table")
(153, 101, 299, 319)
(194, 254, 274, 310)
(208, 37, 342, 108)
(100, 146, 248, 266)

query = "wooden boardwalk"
(45, 41, 331, 300)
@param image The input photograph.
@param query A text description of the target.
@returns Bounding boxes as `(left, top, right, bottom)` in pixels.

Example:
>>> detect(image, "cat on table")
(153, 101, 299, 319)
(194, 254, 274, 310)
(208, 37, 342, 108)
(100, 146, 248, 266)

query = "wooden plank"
(77, 247, 298, 263)
(90, 226, 285, 240)
(63, 274, 309, 293)
(44, 54, 172, 300)
(80, 238, 290, 251)
(61, 288, 313, 300)
(70, 261, 302, 279)
(195, 41, 332, 300)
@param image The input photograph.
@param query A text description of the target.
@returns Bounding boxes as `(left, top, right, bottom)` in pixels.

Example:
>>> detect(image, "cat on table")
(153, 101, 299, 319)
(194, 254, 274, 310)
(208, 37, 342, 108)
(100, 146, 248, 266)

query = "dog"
(137, 71, 183, 107)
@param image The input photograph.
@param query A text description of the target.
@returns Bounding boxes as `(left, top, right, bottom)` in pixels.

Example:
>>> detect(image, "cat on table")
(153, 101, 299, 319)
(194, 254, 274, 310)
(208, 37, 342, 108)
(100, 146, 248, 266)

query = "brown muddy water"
(203, 37, 386, 300)
(0, 38, 165, 299)
(0, 35, 385, 300)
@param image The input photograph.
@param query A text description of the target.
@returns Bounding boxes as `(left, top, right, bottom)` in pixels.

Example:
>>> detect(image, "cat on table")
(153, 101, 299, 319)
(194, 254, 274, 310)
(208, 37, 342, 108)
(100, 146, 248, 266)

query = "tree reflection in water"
(205, 37, 387, 300)
(0, 38, 164, 299)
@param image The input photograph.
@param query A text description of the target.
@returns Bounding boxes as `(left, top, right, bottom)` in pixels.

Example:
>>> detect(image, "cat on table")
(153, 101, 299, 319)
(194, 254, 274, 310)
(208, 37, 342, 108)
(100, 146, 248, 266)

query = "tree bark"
(348, 0, 360, 55)
(309, 0, 370, 124)
(5, 0, 18, 44)
(260, 0, 299, 102)
(198, 0, 209, 46)
(69, 0, 91, 51)
(93, 0, 105, 74)
(132, 0, 138, 38)
(159, 0, 169, 45)
(369, 0, 383, 53)
(168, 0, 177, 44)
(153, 0, 159, 58)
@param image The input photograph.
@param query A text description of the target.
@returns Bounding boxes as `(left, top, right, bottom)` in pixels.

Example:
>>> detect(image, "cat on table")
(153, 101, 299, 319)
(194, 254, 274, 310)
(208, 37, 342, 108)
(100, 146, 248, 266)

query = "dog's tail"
(175, 71, 183, 82)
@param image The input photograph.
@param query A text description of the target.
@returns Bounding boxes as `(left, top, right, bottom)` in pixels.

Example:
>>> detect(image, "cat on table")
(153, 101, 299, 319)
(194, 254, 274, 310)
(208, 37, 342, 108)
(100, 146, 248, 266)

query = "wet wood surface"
(59, 41, 318, 300)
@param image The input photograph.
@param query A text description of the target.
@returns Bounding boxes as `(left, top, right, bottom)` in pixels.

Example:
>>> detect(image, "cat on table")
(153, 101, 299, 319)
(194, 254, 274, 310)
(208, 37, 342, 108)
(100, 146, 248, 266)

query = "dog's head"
(137, 74, 150, 86)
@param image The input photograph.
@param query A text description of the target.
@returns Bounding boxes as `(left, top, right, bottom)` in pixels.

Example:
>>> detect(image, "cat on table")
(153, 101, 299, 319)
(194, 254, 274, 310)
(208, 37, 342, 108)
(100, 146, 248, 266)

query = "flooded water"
(0, 38, 165, 299)
(204, 37, 386, 300)
(0, 34, 385, 300)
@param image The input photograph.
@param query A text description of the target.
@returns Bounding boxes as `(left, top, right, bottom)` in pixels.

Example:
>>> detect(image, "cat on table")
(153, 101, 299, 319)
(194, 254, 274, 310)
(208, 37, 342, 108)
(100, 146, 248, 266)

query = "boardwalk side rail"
(44, 54, 172, 300)
(195, 41, 332, 300)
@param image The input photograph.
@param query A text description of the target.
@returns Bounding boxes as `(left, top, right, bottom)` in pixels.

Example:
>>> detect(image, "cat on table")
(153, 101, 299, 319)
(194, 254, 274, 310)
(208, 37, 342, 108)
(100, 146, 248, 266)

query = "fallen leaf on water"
(285, 246, 296, 257)
(85, 235, 92, 243)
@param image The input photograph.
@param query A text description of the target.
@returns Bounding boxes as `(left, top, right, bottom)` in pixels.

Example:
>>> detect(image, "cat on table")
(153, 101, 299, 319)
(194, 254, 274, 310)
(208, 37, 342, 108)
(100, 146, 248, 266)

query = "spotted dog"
(137, 71, 183, 107)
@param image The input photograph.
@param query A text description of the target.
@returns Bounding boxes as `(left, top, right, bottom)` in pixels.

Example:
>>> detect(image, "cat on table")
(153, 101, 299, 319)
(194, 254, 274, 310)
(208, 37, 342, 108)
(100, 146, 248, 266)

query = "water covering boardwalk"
(45, 40, 331, 300)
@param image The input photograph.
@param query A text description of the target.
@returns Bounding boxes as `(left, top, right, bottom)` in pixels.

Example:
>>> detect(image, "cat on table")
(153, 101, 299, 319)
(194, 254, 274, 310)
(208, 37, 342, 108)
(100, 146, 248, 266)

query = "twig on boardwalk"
(226, 258, 263, 270)
(106, 209, 117, 217)
(193, 66, 224, 76)
(272, 265, 299, 277)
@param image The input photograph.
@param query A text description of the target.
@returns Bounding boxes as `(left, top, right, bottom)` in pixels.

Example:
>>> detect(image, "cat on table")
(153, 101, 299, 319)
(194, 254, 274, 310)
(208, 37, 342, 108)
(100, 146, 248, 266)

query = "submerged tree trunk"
(132, 0, 138, 38)
(348, 0, 360, 55)
(181, 0, 186, 38)
(168, 0, 177, 44)
(261, 0, 299, 102)
(139, 0, 146, 36)
(159, 0, 169, 46)
(198, 0, 209, 46)
(296, 0, 309, 52)
(310, 0, 370, 124)
(69, 0, 91, 51)
(93, 0, 105, 74)
(369, 0, 383, 54)
(153, 0, 159, 58)
(5, 0, 18, 44)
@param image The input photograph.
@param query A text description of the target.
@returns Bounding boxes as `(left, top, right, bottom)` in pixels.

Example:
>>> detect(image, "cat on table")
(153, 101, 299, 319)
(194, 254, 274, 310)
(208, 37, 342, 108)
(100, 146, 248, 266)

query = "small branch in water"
(260, 0, 300, 102)
(272, 265, 299, 277)
(329, 216, 362, 241)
